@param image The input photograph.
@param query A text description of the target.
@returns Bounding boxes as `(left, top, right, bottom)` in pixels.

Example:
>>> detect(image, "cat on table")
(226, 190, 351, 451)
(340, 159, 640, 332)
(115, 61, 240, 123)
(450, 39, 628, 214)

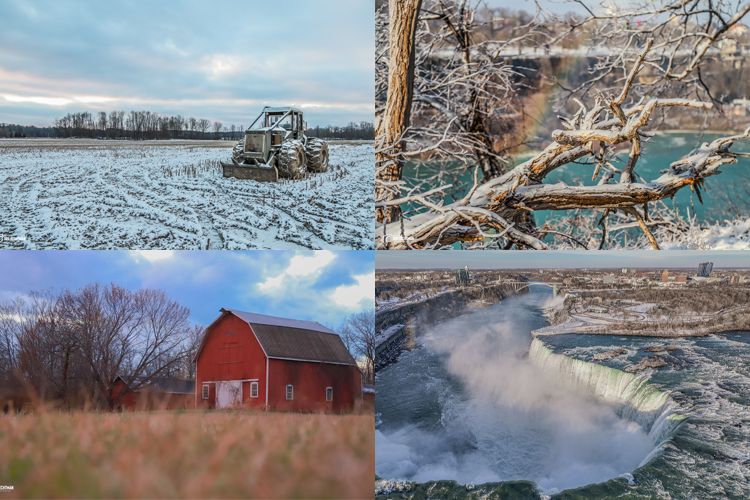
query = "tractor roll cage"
(246, 107, 304, 136)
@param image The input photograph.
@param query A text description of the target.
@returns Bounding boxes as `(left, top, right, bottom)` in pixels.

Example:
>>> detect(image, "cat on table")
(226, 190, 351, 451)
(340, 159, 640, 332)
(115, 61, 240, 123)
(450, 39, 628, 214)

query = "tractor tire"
(304, 138, 329, 173)
(277, 139, 307, 179)
(231, 138, 244, 163)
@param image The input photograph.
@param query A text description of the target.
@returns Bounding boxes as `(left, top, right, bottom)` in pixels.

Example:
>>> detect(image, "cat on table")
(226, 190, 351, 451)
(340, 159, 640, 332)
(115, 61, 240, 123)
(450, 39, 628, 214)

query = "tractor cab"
(241, 107, 305, 164)
(261, 107, 305, 140)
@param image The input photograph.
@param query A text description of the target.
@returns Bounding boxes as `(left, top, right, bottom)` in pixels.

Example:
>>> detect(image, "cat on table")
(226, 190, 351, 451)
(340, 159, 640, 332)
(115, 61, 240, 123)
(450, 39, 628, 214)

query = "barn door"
(216, 380, 242, 408)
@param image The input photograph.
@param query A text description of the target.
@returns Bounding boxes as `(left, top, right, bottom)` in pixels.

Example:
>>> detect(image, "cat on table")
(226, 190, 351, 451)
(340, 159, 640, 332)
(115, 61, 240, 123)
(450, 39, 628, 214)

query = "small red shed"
(111, 376, 195, 411)
(195, 308, 362, 413)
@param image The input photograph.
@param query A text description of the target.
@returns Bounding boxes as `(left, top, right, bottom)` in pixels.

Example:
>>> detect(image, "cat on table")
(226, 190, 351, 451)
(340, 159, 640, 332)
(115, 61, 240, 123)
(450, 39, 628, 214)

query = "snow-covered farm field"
(0, 140, 373, 249)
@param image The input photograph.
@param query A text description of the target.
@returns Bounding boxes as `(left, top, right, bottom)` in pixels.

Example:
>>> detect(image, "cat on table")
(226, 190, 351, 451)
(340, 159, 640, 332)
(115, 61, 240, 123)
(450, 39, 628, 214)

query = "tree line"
(54, 111, 234, 140)
(0, 283, 375, 410)
(0, 284, 202, 409)
(307, 122, 375, 140)
(0, 114, 375, 140)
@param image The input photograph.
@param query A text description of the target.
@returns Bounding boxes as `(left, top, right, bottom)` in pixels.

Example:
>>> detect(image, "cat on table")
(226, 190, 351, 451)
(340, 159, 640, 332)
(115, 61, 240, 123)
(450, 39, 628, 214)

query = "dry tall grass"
(0, 410, 373, 499)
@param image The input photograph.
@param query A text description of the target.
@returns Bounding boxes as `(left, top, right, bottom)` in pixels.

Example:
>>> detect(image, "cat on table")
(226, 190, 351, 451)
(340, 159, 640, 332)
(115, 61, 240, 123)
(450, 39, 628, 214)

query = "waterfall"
(528, 338, 685, 451)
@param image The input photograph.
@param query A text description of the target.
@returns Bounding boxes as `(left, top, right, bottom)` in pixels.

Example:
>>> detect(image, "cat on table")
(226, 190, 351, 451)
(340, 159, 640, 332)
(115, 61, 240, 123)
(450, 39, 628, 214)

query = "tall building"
(697, 262, 714, 278)
(456, 266, 470, 285)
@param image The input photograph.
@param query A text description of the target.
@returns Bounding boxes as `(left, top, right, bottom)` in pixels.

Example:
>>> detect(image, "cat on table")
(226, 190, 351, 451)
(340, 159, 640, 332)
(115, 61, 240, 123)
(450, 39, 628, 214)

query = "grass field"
(0, 411, 373, 499)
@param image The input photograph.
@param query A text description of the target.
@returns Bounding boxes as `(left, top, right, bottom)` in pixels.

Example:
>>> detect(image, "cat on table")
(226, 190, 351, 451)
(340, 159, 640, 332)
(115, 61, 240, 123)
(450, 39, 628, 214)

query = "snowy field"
(0, 140, 373, 249)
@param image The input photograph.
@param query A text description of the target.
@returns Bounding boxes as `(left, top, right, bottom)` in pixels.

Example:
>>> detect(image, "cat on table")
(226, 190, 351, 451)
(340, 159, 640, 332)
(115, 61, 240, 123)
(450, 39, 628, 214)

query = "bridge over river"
(504, 281, 558, 296)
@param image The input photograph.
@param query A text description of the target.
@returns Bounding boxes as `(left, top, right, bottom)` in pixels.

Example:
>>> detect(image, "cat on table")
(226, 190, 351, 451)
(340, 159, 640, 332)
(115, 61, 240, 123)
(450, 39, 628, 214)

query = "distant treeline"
(0, 123, 56, 138)
(306, 122, 374, 140)
(0, 111, 375, 140)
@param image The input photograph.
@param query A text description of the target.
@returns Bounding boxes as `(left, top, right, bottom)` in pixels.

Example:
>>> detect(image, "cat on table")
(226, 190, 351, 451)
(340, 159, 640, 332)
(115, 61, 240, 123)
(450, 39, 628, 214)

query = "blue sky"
(377, 251, 750, 269)
(0, 0, 373, 127)
(0, 250, 374, 330)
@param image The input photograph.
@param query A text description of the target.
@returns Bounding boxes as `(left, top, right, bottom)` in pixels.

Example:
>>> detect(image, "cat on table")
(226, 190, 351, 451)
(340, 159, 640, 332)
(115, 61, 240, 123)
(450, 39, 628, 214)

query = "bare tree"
(198, 119, 210, 136)
(14, 293, 81, 404)
(2, 284, 198, 408)
(341, 310, 376, 384)
(376, 0, 423, 223)
(376, 0, 750, 250)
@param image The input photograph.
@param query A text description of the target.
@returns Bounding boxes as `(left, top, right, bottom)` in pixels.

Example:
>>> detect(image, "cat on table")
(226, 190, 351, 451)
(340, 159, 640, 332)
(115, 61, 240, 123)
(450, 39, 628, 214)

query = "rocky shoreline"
(375, 282, 528, 370)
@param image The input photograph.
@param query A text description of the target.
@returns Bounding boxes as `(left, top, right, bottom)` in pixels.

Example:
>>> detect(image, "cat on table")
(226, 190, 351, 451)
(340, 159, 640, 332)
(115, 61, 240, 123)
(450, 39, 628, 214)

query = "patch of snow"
(376, 323, 404, 347)
(0, 143, 373, 249)
(660, 218, 750, 250)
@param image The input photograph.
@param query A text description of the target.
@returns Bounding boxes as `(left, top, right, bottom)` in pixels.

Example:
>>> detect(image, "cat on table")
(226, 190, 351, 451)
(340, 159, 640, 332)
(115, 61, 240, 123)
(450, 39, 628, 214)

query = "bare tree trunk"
(375, 0, 422, 224)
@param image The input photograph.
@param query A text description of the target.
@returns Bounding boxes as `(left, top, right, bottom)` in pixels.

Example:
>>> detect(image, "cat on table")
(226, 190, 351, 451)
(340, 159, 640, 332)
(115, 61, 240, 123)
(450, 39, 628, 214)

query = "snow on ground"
(0, 142, 373, 249)
(376, 323, 404, 348)
(660, 217, 750, 250)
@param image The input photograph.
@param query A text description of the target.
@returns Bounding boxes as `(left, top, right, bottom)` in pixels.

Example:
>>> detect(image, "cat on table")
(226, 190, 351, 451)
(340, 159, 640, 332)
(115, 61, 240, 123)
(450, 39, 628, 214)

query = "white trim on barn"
(265, 357, 269, 409)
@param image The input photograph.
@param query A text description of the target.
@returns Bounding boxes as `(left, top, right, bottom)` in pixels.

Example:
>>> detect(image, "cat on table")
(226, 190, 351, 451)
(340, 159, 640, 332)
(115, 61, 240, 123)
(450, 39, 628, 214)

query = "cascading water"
(376, 286, 680, 495)
(527, 338, 685, 449)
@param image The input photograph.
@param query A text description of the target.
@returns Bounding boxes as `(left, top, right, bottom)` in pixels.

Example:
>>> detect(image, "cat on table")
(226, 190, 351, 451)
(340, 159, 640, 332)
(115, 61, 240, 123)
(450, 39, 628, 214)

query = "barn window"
(250, 381, 259, 398)
(326, 387, 333, 402)
(201, 383, 209, 400)
(285, 384, 294, 400)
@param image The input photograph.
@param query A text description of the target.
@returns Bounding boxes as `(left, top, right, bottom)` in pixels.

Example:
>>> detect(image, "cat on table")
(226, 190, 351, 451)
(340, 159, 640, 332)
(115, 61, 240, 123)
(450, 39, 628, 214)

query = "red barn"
(195, 308, 362, 413)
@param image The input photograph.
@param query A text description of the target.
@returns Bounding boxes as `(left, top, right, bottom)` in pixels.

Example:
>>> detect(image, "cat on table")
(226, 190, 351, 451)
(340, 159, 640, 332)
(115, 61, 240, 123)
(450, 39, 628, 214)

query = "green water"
(403, 132, 750, 225)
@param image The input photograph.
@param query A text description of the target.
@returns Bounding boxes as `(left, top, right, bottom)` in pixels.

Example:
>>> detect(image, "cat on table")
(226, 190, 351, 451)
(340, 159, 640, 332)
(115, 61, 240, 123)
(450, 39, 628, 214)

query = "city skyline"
(376, 250, 750, 269)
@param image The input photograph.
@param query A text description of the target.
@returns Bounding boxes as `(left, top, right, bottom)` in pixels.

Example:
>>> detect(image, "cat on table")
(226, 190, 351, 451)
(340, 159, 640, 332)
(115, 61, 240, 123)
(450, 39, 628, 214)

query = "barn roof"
(146, 377, 195, 394)
(220, 308, 357, 366)
(223, 309, 336, 335)
(113, 376, 195, 394)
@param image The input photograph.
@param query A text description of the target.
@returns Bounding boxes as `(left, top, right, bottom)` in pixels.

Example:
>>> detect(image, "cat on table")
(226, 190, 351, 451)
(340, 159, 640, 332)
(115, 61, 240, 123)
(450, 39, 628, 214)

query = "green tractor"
(221, 106, 329, 181)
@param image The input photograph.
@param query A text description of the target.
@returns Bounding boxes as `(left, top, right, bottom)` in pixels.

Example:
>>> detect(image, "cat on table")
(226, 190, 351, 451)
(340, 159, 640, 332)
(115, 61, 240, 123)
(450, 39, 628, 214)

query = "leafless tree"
(1, 284, 198, 409)
(57, 284, 194, 406)
(376, 0, 423, 223)
(198, 119, 211, 136)
(341, 310, 376, 384)
(376, 0, 750, 250)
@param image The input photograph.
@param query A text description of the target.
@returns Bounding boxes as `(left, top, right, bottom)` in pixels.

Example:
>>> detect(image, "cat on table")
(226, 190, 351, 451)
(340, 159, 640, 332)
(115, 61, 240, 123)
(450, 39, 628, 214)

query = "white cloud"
(329, 272, 374, 310)
(202, 54, 243, 79)
(0, 312, 25, 323)
(129, 250, 176, 263)
(3, 93, 71, 106)
(257, 250, 336, 294)
(285, 250, 336, 277)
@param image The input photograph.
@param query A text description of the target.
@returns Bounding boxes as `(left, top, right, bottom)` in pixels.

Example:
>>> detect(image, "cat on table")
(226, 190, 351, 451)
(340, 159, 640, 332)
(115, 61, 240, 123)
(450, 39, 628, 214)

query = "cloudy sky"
(0, 250, 374, 330)
(0, 0, 373, 127)
(378, 250, 750, 269)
